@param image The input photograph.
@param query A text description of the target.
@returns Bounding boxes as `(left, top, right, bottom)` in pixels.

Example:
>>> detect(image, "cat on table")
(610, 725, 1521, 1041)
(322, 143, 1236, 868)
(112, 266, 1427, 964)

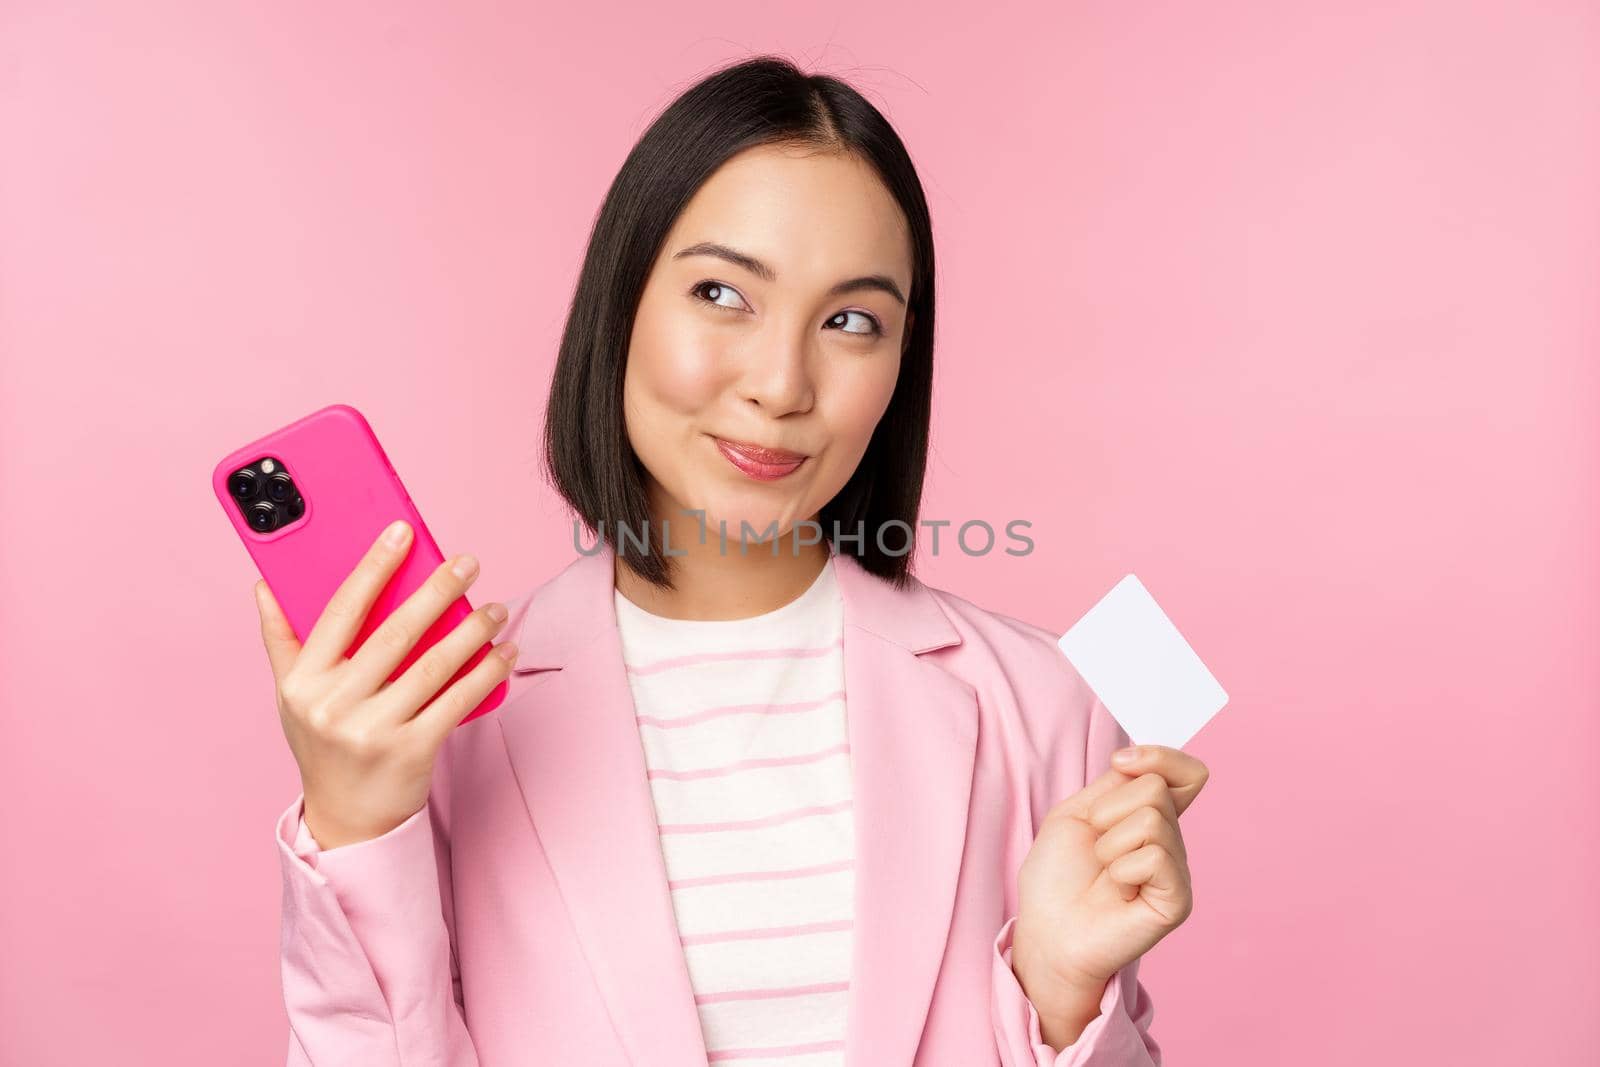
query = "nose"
(735, 320, 815, 416)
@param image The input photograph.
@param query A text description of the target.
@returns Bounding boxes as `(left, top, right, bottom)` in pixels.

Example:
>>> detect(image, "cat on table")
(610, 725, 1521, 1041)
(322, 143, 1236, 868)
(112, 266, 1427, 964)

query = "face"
(623, 143, 915, 550)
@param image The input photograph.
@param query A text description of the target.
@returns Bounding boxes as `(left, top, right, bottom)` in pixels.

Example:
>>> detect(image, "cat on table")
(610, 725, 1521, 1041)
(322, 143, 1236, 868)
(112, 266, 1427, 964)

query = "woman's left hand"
(1010, 744, 1210, 1023)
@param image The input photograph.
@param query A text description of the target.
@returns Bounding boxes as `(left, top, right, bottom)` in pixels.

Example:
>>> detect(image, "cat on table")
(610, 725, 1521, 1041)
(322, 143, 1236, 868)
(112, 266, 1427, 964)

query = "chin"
(679, 491, 800, 549)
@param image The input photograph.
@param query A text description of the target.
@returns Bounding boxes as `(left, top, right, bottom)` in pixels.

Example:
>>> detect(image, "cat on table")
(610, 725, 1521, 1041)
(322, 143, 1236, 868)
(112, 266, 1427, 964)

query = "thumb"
(255, 579, 302, 682)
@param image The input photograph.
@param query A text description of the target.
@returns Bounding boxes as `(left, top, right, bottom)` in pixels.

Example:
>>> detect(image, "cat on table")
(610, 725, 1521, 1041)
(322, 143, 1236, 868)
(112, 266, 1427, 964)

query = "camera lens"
(229, 470, 258, 499)
(265, 473, 295, 503)
(285, 495, 305, 520)
(248, 502, 278, 532)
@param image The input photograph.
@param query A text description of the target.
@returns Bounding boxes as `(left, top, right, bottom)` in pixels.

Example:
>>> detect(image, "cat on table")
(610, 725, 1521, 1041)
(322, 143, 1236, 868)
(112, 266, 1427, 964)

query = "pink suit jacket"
(275, 540, 1163, 1065)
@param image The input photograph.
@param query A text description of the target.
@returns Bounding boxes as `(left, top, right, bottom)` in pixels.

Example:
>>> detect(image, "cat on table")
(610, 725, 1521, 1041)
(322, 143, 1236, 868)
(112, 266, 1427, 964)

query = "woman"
(263, 56, 1208, 1066)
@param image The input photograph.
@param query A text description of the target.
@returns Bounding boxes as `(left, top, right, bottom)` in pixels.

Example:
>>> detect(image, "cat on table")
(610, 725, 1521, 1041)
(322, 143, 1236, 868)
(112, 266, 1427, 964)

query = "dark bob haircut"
(542, 54, 936, 591)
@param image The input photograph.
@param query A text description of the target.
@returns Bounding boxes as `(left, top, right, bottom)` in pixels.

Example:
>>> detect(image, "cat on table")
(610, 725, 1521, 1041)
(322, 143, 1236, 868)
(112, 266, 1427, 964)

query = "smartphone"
(212, 403, 507, 726)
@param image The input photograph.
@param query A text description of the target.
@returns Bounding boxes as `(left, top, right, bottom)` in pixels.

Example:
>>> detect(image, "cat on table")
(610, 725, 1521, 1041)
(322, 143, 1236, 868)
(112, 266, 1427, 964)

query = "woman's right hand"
(254, 519, 520, 850)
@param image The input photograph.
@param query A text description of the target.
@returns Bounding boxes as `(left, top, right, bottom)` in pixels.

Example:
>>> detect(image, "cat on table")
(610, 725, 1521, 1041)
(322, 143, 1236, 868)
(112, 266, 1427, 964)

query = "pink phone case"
(212, 403, 506, 726)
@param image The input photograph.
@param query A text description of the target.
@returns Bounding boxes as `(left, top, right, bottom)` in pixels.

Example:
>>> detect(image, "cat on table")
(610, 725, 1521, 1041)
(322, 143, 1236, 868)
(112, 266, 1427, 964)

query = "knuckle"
(1040, 805, 1074, 834)
(467, 648, 500, 680)
(277, 672, 310, 710)
(1138, 806, 1165, 836)
(367, 535, 403, 565)
(324, 593, 361, 620)
(478, 654, 508, 685)
(431, 686, 466, 722)
(431, 565, 464, 598)
(1092, 835, 1116, 866)
(375, 619, 415, 652)
(302, 701, 336, 735)
(414, 649, 452, 689)
(336, 723, 385, 760)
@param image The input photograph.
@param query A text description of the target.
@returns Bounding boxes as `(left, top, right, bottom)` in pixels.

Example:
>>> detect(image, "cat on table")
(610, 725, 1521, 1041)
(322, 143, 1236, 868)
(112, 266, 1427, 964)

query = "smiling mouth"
(711, 436, 808, 480)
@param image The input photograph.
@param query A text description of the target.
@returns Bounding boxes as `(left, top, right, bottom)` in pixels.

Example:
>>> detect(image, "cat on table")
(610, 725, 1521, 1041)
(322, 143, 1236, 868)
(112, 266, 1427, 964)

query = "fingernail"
(495, 641, 520, 662)
(384, 520, 411, 546)
(484, 602, 508, 622)
(452, 554, 479, 579)
(1112, 746, 1140, 765)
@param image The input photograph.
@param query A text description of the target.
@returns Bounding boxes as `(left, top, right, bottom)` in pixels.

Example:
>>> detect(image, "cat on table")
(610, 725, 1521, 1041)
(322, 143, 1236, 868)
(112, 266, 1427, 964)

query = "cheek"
(827, 359, 900, 452)
(628, 316, 725, 418)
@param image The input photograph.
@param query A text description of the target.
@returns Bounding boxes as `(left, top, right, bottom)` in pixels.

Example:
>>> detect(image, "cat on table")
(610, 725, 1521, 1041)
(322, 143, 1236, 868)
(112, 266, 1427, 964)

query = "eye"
(690, 279, 885, 339)
(825, 309, 884, 338)
(689, 280, 750, 314)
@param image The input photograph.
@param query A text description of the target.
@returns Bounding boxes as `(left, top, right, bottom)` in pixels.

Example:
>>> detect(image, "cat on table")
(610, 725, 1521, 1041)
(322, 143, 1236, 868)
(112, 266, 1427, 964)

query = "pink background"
(3, 3, 1596, 1063)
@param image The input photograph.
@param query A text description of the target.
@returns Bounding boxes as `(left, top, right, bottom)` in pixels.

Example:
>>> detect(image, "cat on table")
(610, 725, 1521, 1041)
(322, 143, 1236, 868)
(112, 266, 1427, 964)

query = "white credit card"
(1057, 574, 1228, 749)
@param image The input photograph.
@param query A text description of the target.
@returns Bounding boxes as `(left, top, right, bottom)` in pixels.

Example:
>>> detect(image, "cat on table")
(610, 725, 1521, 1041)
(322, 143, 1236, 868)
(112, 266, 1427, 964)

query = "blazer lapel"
(496, 541, 709, 1065)
(495, 540, 978, 1067)
(829, 547, 978, 1066)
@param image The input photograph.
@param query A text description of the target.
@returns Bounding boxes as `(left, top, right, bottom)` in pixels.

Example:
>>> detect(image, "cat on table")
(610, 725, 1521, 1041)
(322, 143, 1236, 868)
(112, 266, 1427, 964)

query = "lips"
(712, 436, 808, 480)
(716, 437, 806, 464)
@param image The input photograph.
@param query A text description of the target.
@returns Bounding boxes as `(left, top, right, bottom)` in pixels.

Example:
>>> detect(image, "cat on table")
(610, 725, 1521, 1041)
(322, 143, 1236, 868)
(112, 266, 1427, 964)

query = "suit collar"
(506, 536, 962, 671)
(493, 536, 976, 1066)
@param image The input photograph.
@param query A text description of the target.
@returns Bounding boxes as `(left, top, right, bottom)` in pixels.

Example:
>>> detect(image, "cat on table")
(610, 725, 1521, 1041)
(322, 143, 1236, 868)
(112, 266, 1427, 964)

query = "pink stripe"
(707, 1040, 846, 1062)
(680, 918, 853, 946)
(669, 858, 853, 891)
(647, 743, 850, 781)
(626, 637, 843, 676)
(694, 980, 849, 1005)
(636, 689, 846, 729)
(657, 799, 852, 835)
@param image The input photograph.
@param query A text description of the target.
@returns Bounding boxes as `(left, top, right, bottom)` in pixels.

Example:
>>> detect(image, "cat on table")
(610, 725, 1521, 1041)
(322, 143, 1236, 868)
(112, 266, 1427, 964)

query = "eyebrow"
(672, 240, 907, 306)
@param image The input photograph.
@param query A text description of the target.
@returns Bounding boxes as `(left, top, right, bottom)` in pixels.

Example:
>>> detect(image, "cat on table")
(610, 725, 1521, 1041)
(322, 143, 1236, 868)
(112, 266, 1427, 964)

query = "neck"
(611, 504, 831, 622)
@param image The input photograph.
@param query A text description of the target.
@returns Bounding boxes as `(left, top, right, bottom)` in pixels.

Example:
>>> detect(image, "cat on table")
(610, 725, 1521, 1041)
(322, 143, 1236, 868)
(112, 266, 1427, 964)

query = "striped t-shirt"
(613, 554, 853, 1066)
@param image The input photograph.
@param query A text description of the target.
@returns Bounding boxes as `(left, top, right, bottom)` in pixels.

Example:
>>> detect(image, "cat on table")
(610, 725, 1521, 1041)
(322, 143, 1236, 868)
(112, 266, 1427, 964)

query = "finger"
(1105, 843, 1191, 921)
(1050, 765, 1135, 824)
(374, 600, 509, 721)
(1109, 745, 1210, 816)
(404, 637, 520, 746)
(299, 520, 414, 671)
(344, 553, 482, 695)
(1086, 772, 1177, 834)
(255, 579, 302, 682)
(1093, 803, 1186, 870)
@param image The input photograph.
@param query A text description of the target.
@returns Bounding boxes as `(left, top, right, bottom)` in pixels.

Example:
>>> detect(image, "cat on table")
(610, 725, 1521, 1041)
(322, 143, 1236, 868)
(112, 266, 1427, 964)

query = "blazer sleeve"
(990, 682, 1163, 1066)
(276, 741, 480, 1066)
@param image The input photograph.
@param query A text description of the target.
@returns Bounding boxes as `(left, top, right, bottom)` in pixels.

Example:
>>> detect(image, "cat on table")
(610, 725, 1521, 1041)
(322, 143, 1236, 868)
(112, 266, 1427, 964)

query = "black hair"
(542, 54, 936, 590)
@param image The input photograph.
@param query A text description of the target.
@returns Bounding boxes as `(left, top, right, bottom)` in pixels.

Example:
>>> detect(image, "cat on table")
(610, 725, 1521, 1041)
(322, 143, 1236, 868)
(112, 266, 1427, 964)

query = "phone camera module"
(264, 473, 295, 503)
(229, 457, 304, 534)
(247, 502, 278, 532)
